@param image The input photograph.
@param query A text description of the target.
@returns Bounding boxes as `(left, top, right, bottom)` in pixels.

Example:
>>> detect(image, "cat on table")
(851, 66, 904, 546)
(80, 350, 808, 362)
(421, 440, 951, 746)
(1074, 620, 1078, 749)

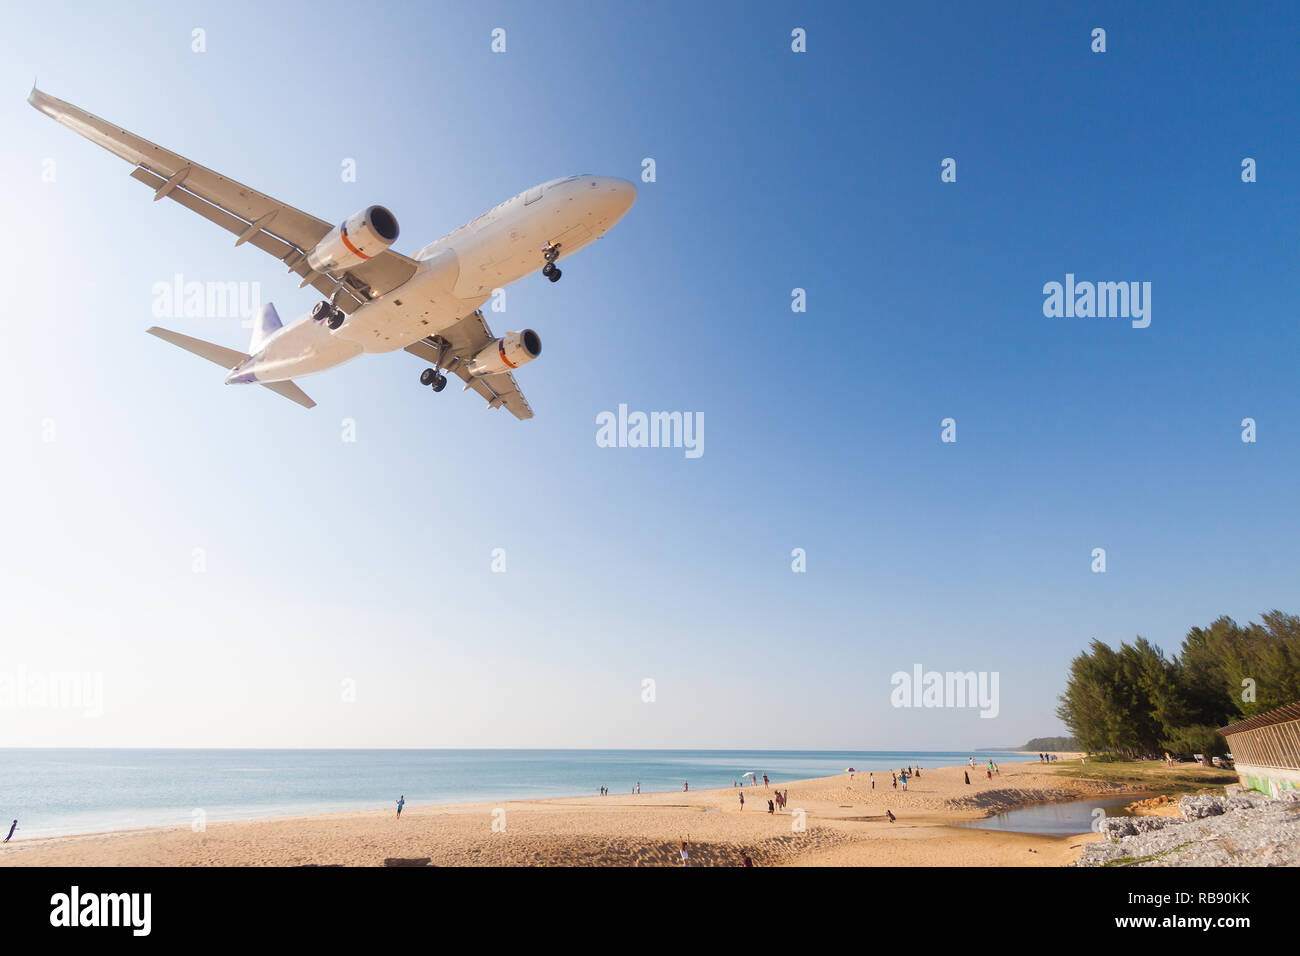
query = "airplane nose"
(596, 176, 636, 220)
(611, 177, 636, 213)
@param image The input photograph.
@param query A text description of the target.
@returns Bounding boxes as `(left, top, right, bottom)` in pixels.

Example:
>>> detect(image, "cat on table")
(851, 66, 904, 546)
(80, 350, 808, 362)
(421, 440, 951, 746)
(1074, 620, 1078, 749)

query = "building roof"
(1218, 701, 1300, 737)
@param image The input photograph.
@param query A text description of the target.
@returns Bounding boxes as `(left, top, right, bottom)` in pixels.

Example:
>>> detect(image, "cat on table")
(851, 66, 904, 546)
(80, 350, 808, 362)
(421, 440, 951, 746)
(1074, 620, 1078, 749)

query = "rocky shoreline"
(1076, 786, 1300, 866)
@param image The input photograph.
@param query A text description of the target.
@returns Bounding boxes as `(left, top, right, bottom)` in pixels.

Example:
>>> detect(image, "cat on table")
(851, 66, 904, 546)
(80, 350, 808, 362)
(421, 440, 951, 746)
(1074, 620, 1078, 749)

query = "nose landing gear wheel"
(541, 242, 563, 281)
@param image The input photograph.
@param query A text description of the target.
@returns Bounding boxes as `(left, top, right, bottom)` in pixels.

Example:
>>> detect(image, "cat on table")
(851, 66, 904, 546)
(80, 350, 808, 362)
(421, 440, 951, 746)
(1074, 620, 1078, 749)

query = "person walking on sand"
(637, 782, 640, 794)
(900, 774, 907, 791)
(763, 773, 769, 788)
(739, 791, 745, 810)
(870, 773, 875, 790)
(680, 839, 689, 867)
(3, 820, 16, 843)
(891, 772, 897, 789)
(396, 795, 405, 819)
(767, 799, 774, 814)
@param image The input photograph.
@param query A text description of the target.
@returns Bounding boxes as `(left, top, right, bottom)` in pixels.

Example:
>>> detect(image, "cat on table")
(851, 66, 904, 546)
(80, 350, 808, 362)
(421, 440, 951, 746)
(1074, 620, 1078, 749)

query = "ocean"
(0, 748, 1031, 839)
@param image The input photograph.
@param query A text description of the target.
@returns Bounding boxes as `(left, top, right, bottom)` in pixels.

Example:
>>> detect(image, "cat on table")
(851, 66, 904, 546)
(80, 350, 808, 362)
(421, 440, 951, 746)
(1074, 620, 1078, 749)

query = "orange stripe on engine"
(339, 224, 371, 260)
(499, 339, 518, 369)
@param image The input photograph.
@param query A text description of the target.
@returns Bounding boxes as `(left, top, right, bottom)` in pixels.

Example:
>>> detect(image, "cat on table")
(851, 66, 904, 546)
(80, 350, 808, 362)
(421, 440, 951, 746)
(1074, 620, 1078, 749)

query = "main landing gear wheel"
(431, 373, 447, 392)
(313, 300, 345, 329)
(547, 268, 562, 283)
(420, 368, 448, 391)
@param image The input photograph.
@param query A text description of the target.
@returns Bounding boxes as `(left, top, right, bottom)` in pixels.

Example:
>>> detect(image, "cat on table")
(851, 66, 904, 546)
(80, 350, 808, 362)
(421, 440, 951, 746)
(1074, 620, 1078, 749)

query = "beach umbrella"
(742, 771, 757, 778)
(844, 767, 856, 772)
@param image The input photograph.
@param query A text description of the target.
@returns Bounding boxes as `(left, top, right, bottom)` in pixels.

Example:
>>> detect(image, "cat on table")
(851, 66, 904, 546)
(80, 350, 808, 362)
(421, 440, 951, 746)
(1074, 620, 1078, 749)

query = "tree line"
(1055, 610, 1300, 757)
(1020, 736, 1080, 752)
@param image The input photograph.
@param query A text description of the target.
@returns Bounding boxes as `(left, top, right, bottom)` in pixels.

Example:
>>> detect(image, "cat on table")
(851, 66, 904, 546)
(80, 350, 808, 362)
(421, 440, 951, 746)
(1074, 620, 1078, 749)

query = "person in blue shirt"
(396, 796, 405, 819)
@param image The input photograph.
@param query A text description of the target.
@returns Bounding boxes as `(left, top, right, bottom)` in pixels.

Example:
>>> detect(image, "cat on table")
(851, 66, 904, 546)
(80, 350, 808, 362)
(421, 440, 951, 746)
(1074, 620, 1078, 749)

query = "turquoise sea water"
(0, 748, 1031, 838)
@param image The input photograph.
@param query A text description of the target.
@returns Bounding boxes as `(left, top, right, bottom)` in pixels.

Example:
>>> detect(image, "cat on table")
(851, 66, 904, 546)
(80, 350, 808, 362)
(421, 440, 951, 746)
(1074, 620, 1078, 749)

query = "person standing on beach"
(3, 820, 16, 842)
(767, 799, 774, 814)
(739, 791, 745, 810)
(891, 772, 897, 789)
(900, 774, 907, 791)
(763, 773, 769, 788)
(680, 839, 689, 867)
(870, 773, 875, 790)
(396, 795, 405, 819)
(636, 782, 640, 794)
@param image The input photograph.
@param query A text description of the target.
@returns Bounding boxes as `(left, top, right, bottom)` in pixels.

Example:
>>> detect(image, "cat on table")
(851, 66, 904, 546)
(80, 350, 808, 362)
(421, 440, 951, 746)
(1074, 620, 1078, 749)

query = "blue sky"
(0, 1, 1296, 749)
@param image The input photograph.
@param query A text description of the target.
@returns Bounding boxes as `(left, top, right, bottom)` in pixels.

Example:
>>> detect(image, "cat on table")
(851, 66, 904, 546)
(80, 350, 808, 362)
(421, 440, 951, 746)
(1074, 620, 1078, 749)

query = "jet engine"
(307, 205, 400, 273)
(465, 329, 542, 376)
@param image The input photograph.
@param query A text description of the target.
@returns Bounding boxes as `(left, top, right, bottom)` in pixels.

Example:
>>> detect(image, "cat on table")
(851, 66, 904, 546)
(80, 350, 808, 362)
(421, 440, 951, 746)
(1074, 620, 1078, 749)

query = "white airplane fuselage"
(225, 174, 635, 386)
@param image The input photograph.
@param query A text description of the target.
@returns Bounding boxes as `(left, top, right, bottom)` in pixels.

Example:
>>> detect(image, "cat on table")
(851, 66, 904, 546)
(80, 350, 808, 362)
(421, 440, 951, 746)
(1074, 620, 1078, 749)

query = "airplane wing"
(404, 310, 535, 421)
(28, 88, 417, 314)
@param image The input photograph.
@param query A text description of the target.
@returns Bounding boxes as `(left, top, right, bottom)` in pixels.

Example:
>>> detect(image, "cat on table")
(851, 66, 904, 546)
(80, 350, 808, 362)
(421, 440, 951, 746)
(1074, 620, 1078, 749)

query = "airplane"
(28, 88, 637, 419)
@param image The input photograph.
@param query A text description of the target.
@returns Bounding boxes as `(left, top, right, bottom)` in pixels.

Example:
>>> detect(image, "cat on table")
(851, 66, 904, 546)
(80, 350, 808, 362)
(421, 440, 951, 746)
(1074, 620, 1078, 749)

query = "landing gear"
(312, 300, 345, 330)
(420, 368, 448, 391)
(541, 242, 563, 282)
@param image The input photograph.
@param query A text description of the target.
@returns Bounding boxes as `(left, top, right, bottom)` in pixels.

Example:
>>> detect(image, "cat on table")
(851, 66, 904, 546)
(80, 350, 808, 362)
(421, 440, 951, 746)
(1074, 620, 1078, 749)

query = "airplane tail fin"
(248, 303, 282, 353)
(146, 326, 316, 409)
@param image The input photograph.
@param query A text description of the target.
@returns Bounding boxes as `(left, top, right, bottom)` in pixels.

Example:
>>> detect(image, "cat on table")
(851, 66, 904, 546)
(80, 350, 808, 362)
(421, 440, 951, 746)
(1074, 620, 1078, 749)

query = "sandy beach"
(0, 757, 1141, 867)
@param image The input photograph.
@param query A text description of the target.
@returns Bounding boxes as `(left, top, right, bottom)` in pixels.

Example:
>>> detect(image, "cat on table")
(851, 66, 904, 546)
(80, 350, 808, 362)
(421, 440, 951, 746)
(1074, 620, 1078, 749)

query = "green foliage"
(1021, 736, 1080, 751)
(1056, 610, 1300, 756)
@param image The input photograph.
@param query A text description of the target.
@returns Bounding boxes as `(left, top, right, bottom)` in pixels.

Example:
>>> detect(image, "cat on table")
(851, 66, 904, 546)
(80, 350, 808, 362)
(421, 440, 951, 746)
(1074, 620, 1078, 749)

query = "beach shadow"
(384, 857, 433, 867)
